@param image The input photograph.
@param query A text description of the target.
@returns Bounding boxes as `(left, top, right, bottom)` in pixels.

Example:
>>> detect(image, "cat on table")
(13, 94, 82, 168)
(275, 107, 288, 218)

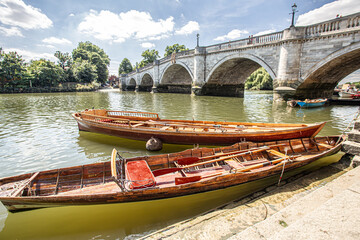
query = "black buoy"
(146, 137, 163, 151)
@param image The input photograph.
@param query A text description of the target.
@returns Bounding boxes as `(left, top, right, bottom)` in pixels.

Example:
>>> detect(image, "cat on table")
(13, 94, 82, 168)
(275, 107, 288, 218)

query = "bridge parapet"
(205, 31, 283, 53)
(159, 50, 195, 64)
(304, 12, 360, 37)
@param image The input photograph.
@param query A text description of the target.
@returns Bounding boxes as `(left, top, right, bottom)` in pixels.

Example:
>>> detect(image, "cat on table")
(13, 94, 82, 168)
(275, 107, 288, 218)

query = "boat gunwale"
(0, 136, 344, 206)
(73, 113, 326, 136)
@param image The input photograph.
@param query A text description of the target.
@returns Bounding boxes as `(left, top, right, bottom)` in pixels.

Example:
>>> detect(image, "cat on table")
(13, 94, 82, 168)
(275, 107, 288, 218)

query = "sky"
(0, 0, 360, 77)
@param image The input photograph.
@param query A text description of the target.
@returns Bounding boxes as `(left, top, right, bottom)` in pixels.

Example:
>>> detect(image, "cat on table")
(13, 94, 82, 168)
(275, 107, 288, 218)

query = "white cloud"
(175, 21, 199, 35)
(296, 0, 360, 26)
(0, 0, 52, 30)
(0, 26, 23, 37)
(37, 44, 56, 49)
(5, 48, 57, 62)
(69, 13, 75, 17)
(141, 42, 155, 48)
(78, 9, 175, 43)
(254, 29, 276, 36)
(42, 37, 72, 45)
(147, 34, 171, 41)
(214, 29, 249, 41)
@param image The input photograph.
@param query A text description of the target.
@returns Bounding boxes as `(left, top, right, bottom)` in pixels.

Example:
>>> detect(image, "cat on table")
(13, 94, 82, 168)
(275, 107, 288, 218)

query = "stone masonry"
(121, 12, 360, 101)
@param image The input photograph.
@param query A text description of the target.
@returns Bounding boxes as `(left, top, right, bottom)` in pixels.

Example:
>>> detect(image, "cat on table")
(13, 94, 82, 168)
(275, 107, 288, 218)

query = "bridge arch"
(295, 42, 360, 99)
(201, 53, 276, 97)
(126, 78, 136, 91)
(139, 73, 154, 92)
(157, 62, 194, 94)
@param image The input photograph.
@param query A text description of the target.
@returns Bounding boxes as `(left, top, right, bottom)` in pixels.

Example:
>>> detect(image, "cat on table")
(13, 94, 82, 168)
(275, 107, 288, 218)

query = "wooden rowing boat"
(72, 109, 326, 145)
(0, 136, 344, 212)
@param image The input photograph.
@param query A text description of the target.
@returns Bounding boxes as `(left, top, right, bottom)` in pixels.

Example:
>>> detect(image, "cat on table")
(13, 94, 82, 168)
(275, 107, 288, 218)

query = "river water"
(0, 90, 358, 239)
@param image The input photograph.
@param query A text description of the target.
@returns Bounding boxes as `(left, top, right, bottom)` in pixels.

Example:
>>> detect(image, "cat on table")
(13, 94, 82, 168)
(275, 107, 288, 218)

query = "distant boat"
(287, 99, 327, 108)
(72, 109, 326, 145)
(0, 135, 344, 212)
(339, 91, 356, 99)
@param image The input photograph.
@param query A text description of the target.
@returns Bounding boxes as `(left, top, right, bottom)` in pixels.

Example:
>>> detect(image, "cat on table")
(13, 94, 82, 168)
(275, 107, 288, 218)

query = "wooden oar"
(235, 155, 293, 173)
(152, 167, 182, 177)
(153, 145, 287, 177)
(176, 143, 285, 166)
(184, 148, 271, 169)
(175, 154, 295, 185)
(12, 172, 40, 197)
(175, 172, 224, 185)
(111, 148, 118, 179)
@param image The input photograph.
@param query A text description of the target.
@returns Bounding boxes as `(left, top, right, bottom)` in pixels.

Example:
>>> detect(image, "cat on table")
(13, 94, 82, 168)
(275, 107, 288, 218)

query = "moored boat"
(339, 91, 356, 99)
(287, 99, 327, 108)
(0, 135, 344, 212)
(72, 109, 326, 145)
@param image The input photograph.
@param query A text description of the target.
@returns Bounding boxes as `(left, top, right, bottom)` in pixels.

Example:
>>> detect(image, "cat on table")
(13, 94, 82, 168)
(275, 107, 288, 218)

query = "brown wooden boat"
(72, 109, 326, 145)
(0, 136, 344, 212)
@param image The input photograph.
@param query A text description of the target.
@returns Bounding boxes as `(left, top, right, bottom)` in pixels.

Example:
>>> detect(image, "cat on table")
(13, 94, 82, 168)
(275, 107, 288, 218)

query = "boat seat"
(126, 160, 156, 189)
(132, 123, 144, 128)
(317, 143, 333, 149)
(225, 159, 243, 169)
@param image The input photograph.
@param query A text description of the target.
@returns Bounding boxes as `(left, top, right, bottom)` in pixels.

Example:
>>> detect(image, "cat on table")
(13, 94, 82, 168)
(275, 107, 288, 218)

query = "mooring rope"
(278, 150, 292, 186)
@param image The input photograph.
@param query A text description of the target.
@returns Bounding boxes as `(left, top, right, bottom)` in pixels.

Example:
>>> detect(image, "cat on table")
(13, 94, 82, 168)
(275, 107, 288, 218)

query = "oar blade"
(152, 167, 181, 177)
(175, 176, 201, 185)
(176, 157, 199, 165)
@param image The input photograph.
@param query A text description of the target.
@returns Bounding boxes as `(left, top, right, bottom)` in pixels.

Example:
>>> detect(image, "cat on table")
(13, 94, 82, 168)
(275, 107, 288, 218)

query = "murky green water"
(0, 91, 358, 239)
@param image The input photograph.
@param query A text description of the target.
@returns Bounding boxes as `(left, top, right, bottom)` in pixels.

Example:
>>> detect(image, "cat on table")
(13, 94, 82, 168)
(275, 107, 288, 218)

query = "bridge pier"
(155, 85, 192, 94)
(273, 87, 296, 101)
(193, 84, 245, 97)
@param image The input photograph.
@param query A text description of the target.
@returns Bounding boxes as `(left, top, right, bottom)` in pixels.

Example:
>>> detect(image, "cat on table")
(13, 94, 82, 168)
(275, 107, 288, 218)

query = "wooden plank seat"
(131, 123, 145, 128)
(317, 143, 333, 149)
(126, 160, 156, 189)
(225, 159, 244, 169)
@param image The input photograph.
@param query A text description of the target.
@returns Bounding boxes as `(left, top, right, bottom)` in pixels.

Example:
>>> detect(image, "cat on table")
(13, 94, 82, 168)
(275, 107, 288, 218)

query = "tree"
(164, 44, 188, 57)
(118, 58, 133, 75)
(72, 60, 97, 83)
(139, 49, 159, 67)
(0, 49, 26, 90)
(27, 59, 65, 87)
(72, 41, 110, 83)
(245, 67, 273, 90)
(54, 51, 72, 70)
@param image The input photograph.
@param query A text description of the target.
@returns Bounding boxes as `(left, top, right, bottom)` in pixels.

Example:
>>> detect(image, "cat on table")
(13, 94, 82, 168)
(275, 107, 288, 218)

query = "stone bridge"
(121, 12, 360, 100)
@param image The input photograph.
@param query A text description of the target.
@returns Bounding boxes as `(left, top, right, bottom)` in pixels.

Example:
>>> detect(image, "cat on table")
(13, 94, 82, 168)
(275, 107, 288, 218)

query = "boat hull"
(297, 101, 326, 108)
(0, 136, 343, 212)
(73, 113, 325, 145)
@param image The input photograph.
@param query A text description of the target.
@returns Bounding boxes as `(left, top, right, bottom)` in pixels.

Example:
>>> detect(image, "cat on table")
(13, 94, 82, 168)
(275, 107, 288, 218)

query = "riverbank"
(140, 155, 360, 240)
(0, 82, 99, 94)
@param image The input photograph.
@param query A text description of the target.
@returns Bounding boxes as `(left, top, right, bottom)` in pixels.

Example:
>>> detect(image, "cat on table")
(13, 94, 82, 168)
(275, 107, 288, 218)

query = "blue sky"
(1, 0, 360, 76)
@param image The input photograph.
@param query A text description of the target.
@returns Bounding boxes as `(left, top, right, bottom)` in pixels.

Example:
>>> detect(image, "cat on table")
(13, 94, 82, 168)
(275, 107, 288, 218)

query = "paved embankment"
(141, 157, 360, 240)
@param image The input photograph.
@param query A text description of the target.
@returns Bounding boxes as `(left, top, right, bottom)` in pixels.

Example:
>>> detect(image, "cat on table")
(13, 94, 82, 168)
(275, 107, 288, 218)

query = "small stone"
(146, 137, 163, 151)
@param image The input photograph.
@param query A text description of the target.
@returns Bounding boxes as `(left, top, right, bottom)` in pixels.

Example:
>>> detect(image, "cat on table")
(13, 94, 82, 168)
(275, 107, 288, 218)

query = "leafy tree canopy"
(245, 67, 273, 90)
(27, 59, 65, 87)
(72, 60, 97, 83)
(54, 51, 72, 69)
(118, 58, 133, 75)
(164, 44, 188, 57)
(72, 41, 110, 83)
(138, 49, 159, 68)
(0, 49, 26, 89)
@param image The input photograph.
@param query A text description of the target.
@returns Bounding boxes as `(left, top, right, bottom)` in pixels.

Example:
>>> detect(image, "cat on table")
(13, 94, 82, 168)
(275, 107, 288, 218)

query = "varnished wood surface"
(0, 136, 344, 212)
(72, 109, 326, 145)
